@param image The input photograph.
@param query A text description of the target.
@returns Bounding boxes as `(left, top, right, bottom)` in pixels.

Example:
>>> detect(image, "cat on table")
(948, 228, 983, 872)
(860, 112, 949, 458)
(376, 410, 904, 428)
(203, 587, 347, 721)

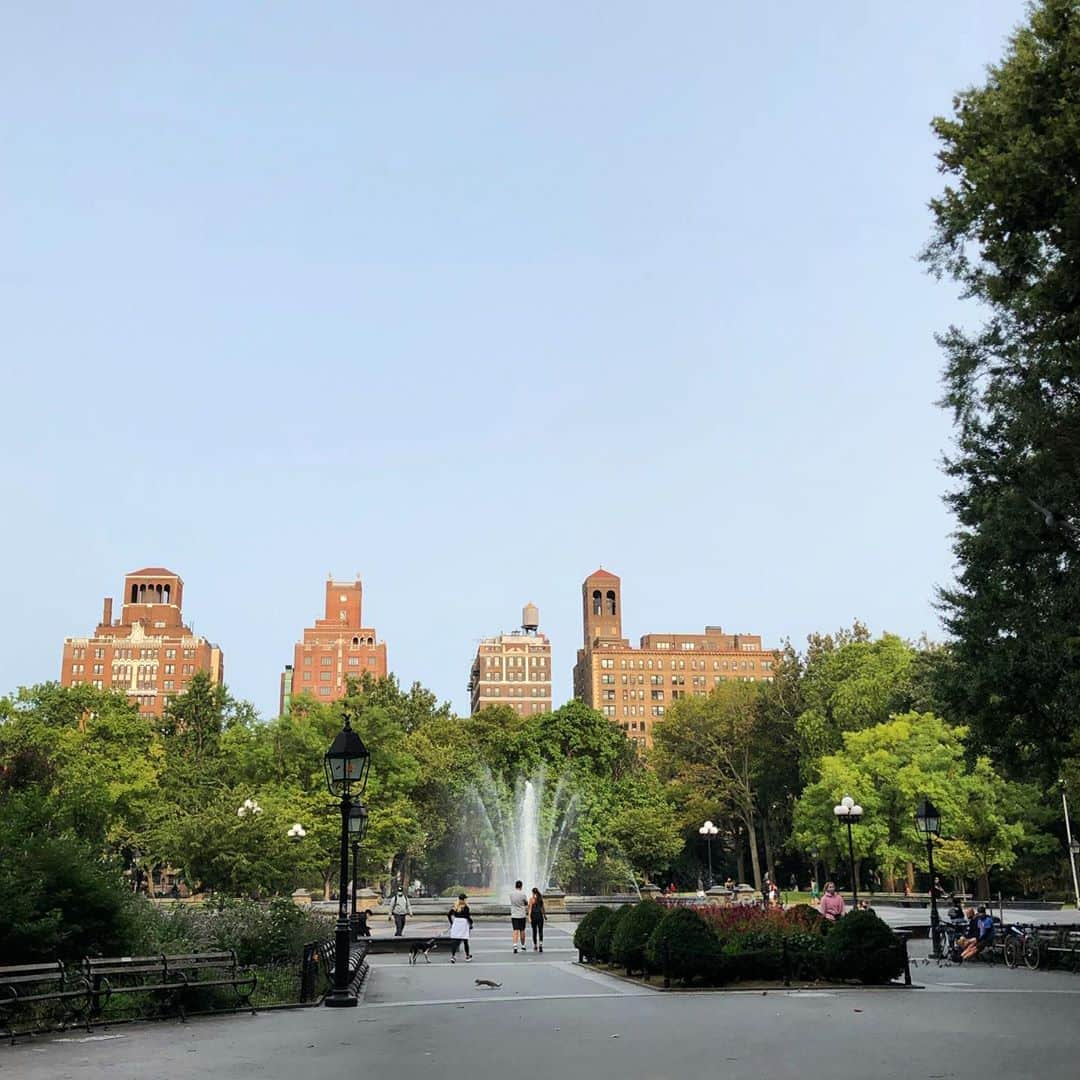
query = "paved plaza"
(5, 920, 1080, 1080)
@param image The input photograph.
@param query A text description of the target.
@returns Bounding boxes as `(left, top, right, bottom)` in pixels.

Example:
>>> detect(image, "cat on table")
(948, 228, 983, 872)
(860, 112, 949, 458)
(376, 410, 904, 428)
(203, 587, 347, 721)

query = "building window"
(93, 647, 104, 659)
(303, 672, 312, 681)
(368, 656, 377, 665)
(348, 657, 359, 666)
(320, 657, 333, 666)
(651, 689, 664, 701)
(303, 656, 313, 665)
(319, 672, 332, 682)
(651, 705, 665, 717)
(318, 687, 332, 696)
(166, 649, 177, 659)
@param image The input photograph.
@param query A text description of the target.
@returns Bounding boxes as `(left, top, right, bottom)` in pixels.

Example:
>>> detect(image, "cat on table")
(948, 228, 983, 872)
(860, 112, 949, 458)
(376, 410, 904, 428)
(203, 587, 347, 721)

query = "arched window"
(592, 589, 602, 616)
(131, 584, 138, 603)
(156, 584, 163, 603)
(352, 637, 360, 646)
(606, 590, 617, 616)
(163, 584, 171, 604)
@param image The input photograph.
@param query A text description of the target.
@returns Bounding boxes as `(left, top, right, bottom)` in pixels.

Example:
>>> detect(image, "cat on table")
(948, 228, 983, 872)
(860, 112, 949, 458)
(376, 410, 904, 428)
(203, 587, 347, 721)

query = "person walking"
(528, 887, 546, 953)
(818, 881, 846, 921)
(389, 885, 412, 936)
(447, 893, 473, 963)
(509, 879, 528, 954)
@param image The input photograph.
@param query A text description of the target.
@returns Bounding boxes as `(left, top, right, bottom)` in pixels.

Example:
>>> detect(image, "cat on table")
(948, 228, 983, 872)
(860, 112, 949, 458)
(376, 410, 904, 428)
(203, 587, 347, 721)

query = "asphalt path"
(6, 921, 1080, 1080)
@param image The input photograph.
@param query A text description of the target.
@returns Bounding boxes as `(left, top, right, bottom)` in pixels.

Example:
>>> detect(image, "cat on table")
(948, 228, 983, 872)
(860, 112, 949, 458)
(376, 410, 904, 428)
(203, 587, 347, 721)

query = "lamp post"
(323, 712, 371, 1008)
(1059, 782, 1080, 911)
(833, 795, 863, 905)
(915, 796, 943, 959)
(699, 820, 719, 889)
(348, 802, 369, 938)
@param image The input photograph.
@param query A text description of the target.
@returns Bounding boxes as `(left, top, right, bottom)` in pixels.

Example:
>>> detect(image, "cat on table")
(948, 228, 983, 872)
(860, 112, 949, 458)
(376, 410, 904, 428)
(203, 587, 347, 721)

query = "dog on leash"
(408, 939, 438, 965)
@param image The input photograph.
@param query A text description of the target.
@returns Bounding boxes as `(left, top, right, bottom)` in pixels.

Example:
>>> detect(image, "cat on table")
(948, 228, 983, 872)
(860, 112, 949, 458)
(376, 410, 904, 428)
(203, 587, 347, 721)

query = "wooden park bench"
(1031, 925, 1080, 971)
(0, 961, 91, 1043)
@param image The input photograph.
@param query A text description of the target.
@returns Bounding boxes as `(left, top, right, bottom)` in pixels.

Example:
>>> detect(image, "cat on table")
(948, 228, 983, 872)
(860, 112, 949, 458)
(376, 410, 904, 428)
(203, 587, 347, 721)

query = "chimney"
(102, 597, 113, 626)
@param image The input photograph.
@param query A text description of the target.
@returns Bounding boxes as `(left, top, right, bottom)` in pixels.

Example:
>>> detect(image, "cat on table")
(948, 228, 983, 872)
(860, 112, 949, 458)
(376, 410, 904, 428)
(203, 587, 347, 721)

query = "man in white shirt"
(509, 880, 528, 954)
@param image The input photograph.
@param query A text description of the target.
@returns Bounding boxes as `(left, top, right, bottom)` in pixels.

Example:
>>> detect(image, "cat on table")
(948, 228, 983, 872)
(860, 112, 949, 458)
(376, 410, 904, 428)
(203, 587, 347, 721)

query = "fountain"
(470, 772, 577, 898)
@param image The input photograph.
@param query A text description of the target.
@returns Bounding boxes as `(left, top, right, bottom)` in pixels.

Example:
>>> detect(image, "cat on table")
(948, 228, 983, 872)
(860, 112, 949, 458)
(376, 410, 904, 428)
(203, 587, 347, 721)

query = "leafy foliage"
(823, 909, 904, 984)
(923, 0, 1080, 781)
(644, 907, 719, 982)
(594, 903, 632, 963)
(610, 900, 666, 973)
(573, 906, 614, 960)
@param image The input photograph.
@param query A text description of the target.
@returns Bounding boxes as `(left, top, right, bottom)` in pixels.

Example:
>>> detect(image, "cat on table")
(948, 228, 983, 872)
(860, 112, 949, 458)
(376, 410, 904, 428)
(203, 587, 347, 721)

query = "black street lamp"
(323, 713, 371, 1008)
(833, 795, 863, 905)
(915, 796, 942, 959)
(348, 801, 369, 939)
(698, 820, 719, 889)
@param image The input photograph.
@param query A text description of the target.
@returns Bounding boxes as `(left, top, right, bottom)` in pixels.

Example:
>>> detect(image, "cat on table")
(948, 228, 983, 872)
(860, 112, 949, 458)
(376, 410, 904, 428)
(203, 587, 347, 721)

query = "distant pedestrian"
(788, 873, 798, 893)
(509, 879, 529, 954)
(389, 885, 412, 936)
(447, 893, 473, 963)
(818, 881, 846, 921)
(809, 878, 820, 900)
(528, 887, 546, 952)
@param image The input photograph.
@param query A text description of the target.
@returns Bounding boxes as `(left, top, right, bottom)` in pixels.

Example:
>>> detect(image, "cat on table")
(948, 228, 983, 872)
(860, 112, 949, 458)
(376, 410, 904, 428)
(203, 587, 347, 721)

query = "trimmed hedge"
(578, 903, 906, 987)
(823, 909, 905, 984)
(783, 904, 828, 934)
(611, 901, 666, 974)
(594, 904, 633, 963)
(573, 907, 614, 960)
(645, 908, 719, 984)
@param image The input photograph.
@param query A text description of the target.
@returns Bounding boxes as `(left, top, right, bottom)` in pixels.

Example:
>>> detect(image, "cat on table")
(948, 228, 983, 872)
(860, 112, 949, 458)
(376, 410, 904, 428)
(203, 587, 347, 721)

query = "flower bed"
(578, 901, 905, 988)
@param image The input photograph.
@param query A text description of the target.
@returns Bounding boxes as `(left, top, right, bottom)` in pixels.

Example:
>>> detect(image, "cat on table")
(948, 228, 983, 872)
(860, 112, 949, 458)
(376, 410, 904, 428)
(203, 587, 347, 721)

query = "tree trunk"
(884, 869, 896, 893)
(978, 871, 990, 900)
(906, 861, 915, 891)
(736, 844, 746, 884)
(763, 818, 776, 886)
(745, 815, 763, 892)
(322, 868, 333, 901)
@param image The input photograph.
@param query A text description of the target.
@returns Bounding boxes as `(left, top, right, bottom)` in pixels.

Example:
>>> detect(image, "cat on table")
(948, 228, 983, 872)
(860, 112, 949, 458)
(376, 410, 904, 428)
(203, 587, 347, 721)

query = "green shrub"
(823, 910, 904, 984)
(573, 907, 614, 960)
(594, 904, 632, 963)
(440, 885, 471, 897)
(0, 832, 142, 965)
(785, 930, 827, 980)
(717, 932, 785, 982)
(611, 901, 666, 974)
(645, 908, 719, 983)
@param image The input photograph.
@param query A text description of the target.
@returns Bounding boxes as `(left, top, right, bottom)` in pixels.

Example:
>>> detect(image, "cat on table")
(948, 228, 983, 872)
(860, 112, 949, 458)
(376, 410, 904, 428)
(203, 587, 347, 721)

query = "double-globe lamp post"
(833, 795, 863, 906)
(699, 820, 719, 889)
(324, 712, 371, 1008)
(915, 796, 943, 959)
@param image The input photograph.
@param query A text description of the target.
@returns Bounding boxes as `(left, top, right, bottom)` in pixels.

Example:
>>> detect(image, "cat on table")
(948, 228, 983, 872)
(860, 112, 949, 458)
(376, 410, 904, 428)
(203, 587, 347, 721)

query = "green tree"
(923, 0, 1080, 779)
(653, 682, 771, 889)
(792, 713, 1037, 895)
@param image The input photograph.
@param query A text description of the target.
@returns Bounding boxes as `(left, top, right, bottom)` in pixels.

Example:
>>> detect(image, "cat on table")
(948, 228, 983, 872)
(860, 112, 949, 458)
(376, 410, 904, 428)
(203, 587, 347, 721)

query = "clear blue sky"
(1, 2, 1024, 718)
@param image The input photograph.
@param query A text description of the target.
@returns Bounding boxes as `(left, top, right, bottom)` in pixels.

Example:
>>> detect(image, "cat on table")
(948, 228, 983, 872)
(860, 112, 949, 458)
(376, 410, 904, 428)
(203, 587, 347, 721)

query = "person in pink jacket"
(818, 881, 846, 921)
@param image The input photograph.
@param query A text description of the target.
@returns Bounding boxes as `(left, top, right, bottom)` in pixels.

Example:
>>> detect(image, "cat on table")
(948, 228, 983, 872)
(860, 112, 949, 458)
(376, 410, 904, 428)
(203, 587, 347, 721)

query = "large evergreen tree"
(924, 0, 1080, 779)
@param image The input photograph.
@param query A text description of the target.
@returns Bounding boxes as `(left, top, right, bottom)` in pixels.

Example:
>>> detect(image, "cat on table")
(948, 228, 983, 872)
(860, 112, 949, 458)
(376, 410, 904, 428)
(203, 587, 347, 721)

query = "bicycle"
(1001, 922, 1041, 969)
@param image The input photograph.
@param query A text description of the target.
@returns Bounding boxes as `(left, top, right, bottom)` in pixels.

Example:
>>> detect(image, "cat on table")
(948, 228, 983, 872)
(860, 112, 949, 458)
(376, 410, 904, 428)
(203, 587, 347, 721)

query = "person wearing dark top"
(528, 887, 545, 952)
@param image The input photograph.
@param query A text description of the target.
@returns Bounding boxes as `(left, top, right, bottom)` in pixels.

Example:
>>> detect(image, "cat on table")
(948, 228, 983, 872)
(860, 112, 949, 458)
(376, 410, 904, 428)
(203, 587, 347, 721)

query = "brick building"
(280, 575, 387, 714)
(572, 569, 776, 746)
(60, 567, 224, 718)
(468, 603, 552, 716)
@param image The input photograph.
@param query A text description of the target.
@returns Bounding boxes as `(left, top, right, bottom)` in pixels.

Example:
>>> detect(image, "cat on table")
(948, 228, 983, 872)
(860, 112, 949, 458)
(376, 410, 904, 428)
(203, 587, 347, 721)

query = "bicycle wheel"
(1003, 935, 1020, 968)
(931, 925, 948, 959)
(1023, 934, 1042, 970)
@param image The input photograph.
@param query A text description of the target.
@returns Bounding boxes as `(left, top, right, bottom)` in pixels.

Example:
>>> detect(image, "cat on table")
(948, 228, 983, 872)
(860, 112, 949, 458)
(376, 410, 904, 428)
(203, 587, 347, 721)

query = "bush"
(785, 930, 828, 980)
(784, 904, 828, 934)
(594, 904, 632, 963)
(716, 930, 785, 982)
(440, 885, 471, 897)
(0, 833, 142, 965)
(573, 907, 614, 960)
(645, 908, 719, 983)
(823, 910, 905, 984)
(611, 901, 666, 974)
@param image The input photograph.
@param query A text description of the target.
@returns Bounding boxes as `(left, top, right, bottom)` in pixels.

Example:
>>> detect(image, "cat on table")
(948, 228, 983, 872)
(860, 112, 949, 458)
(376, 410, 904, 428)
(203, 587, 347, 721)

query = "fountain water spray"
(470, 771, 577, 895)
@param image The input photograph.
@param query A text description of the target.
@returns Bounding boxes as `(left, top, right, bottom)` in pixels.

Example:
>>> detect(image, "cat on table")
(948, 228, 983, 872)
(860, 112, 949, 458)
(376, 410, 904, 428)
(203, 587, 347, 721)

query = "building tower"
(468, 603, 552, 716)
(573, 567, 776, 747)
(60, 567, 224, 717)
(280, 575, 388, 713)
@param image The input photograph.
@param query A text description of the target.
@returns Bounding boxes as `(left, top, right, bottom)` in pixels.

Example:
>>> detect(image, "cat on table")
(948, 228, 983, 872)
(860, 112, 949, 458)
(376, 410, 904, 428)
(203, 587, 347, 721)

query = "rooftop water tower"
(522, 602, 539, 634)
